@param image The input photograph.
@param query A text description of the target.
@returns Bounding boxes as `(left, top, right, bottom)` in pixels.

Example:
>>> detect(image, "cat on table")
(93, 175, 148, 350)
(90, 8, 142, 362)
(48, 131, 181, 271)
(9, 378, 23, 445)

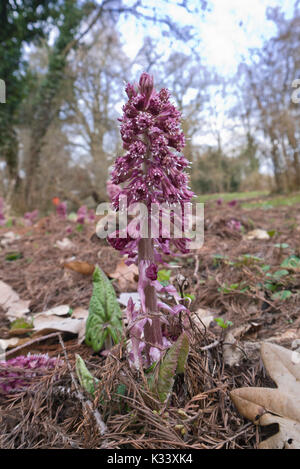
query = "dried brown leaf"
(230, 343, 300, 449)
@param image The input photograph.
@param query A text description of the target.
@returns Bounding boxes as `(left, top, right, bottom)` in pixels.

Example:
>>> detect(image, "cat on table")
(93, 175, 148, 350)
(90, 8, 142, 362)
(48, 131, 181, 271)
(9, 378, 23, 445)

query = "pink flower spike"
(0, 354, 63, 394)
(228, 199, 237, 207)
(109, 73, 195, 368)
(56, 202, 67, 219)
(76, 205, 87, 224)
(24, 209, 39, 226)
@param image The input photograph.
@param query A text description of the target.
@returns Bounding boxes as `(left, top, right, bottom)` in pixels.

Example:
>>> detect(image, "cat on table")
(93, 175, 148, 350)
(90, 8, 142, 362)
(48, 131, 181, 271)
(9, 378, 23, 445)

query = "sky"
(119, 0, 296, 75)
(117, 0, 297, 170)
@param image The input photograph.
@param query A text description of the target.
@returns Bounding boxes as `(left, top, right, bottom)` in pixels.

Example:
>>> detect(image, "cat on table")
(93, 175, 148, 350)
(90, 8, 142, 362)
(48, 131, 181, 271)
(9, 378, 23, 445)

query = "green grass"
(196, 191, 300, 209)
(241, 192, 300, 209)
(197, 191, 268, 203)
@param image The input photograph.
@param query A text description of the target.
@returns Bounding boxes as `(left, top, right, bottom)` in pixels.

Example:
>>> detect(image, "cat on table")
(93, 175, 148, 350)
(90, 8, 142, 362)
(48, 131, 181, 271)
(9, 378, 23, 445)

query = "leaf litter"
(0, 200, 300, 448)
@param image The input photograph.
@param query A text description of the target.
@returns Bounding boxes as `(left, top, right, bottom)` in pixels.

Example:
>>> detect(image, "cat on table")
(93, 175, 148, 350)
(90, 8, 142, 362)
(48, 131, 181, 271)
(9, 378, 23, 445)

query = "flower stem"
(138, 237, 163, 364)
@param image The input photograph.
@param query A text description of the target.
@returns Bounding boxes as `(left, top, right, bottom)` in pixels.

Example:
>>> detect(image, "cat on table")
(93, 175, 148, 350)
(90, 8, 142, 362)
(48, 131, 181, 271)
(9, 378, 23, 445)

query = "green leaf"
(267, 229, 277, 238)
(157, 269, 171, 286)
(85, 266, 122, 352)
(264, 282, 278, 292)
(148, 333, 189, 403)
(214, 318, 233, 329)
(184, 293, 195, 302)
(5, 219, 13, 228)
(76, 224, 84, 232)
(281, 256, 300, 271)
(274, 243, 289, 249)
(116, 384, 127, 397)
(212, 254, 229, 266)
(75, 354, 99, 396)
(272, 290, 292, 301)
(272, 269, 289, 279)
(10, 318, 33, 330)
(5, 252, 22, 261)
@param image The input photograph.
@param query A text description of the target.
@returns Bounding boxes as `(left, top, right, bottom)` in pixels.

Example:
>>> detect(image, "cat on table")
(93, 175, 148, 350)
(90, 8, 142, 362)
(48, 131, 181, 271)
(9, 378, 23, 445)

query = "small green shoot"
(218, 282, 248, 294)
(157, 269, 172, 286)
(214, 318, 233, 329)
(267, 229, 277, 238)
(5, 219, 13, 228)
(76, 224, 84, 232)
(10, 318, 33, 330)
(184, 293, 195, 302)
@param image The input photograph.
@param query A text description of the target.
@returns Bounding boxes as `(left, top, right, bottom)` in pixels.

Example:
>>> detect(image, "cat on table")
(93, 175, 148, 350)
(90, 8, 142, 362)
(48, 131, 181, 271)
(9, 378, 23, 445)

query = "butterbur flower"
(108, 73, 194, 368)
(87, 209, 96, 223)
(228, 199, 237, 207)
(227, 219, 242, 231)
(24, 209, 39, 226)
(0, 354, 63, 394)
(77, 205, 87, 224)
(56, 201, 67, 219)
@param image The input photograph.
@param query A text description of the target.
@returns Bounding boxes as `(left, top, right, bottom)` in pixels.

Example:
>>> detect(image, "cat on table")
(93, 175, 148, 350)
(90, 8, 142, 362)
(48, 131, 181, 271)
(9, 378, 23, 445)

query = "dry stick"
(200, 340, 220, 351)
(58, 334, 107, 437)
(4, 332, 62, 358)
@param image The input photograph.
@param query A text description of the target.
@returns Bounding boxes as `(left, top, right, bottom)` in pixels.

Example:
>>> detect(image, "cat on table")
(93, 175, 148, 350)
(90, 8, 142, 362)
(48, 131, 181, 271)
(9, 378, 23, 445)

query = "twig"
(58, 334, 107, 437)
(200, 340, 220, 351)
(4, 332, 62, 358)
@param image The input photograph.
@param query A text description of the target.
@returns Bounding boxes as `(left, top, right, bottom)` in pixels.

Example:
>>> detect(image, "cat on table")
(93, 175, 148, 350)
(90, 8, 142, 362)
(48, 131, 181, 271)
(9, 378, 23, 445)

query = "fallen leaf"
(223, 331, 242, 366)
(71, 306, 89, 319)
(245, 229, 270, 241)
(108, 258, 138, 290)
(118, 292, 141, 308)
(0, 281, 30, 321)
(230, 342, 300, 449)
(31, 306, 89, 343)
(222, 323, 260, 366)
(265, 329, 300, 344)
(0, 231, 21, 247)
(0, 338, 20, 358)
(188, 308, 214, 330)
(64, 261, 95, 275)
(55, 238, 75, 250)
(71, 307, 89, 342)
(35, 305, 70, 317)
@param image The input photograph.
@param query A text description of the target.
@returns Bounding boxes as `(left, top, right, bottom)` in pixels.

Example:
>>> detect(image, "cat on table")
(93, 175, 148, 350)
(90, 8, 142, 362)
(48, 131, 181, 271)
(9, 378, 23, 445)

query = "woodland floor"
(0, 193, 300, 449)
